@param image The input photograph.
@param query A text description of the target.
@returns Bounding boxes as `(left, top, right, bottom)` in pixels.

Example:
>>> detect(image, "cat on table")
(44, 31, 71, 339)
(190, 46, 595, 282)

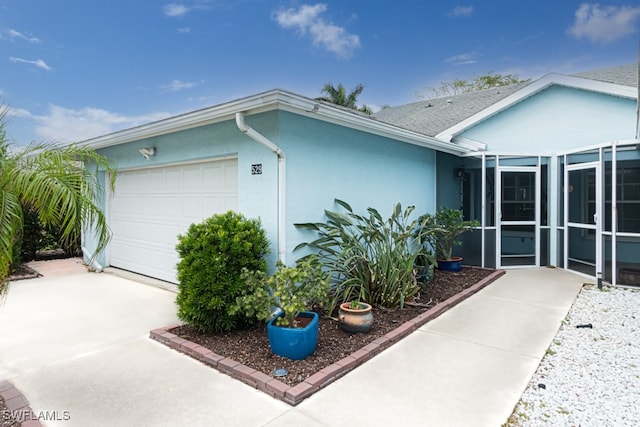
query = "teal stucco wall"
(86, 110, 438, 270)
(461, 86, 636, 152)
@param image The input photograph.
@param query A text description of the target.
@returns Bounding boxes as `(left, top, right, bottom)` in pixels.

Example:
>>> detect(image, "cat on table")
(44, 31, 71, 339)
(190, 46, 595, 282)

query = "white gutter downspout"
(81, 246, 104, 272)
(235, 112, 286, 264)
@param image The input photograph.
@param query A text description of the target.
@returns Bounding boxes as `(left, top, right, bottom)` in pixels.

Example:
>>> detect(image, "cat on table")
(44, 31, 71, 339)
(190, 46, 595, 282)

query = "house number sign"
(251, 164, 262, 175)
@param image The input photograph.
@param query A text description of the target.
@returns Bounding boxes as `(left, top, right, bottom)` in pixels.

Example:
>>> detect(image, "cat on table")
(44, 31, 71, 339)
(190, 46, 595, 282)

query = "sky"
(1, 0, 639, 146)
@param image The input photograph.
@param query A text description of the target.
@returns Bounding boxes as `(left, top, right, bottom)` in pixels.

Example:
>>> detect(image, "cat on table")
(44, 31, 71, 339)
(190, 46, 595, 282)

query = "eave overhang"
(80, 89, 468, 156)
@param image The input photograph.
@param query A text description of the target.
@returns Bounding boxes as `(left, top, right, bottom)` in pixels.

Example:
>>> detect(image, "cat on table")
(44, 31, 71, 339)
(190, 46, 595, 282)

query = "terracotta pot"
(338, 302, 374, 333)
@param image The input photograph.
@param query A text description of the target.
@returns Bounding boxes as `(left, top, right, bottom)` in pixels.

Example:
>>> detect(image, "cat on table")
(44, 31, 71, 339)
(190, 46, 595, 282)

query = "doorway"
(565, 162, 601, 277)
(497, 167, 539, 268)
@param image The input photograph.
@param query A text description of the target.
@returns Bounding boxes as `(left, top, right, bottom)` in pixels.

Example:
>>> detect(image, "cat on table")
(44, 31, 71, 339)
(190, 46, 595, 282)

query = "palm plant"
(316, 83, 373, 114)
(0, 107, 116, 296)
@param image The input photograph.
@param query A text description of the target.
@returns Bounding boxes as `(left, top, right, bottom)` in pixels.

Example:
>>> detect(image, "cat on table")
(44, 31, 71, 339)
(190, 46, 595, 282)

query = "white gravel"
(509, 284, 640, 427)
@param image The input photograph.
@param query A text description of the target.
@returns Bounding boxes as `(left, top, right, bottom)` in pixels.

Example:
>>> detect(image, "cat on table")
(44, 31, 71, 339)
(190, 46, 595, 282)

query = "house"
(82, 63, 639, 286)
(375, 63, 639, 285)
(81, 90, 465, 282)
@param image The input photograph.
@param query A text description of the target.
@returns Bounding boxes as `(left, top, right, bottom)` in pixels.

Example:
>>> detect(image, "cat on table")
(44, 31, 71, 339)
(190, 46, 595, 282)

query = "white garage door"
(108, 158, 238, 283)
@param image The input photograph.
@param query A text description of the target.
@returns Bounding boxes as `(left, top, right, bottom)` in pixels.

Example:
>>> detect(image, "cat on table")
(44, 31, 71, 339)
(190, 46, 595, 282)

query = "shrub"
(232, 256, 331, 327)
(295, 199, 433, 311)
(415, 207, 479, 261)
(175, 211, 269, 332)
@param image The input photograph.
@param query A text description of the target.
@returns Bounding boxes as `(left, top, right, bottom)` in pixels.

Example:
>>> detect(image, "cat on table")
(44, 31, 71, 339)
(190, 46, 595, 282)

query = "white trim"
(115, 155, 238, 173)
(462, 150, 553, 158)
(436, 74, 638, 142)
(497, 165, 539, 268)
(564, 161, 601, 277)
(452, 136, 487, 151)
(558, 138, 639, 156)
(79, 89, 468, 156)
(480, 154, 486, 268)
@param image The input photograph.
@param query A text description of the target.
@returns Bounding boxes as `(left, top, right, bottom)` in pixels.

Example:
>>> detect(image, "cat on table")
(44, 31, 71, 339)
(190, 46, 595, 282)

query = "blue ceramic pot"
(267, 311, 319, 360)
(437, 257, 463, 272)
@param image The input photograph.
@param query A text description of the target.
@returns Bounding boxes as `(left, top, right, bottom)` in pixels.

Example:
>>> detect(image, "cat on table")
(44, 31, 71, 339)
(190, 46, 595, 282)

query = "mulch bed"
(157, 267, 503, 404)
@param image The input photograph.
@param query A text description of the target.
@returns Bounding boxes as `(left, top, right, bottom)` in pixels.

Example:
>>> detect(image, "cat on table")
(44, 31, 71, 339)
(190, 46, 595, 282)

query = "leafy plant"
(233, 257, 331, 327)
(0, 107, 116, 296)
(415, 207, 479, 261)
(348, 300, 364, 310)
(175, 211, 269, 332)
(295, 199, 433, 311)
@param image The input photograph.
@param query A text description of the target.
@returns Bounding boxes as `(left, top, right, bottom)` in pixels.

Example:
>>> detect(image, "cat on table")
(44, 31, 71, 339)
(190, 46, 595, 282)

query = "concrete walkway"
(0, 263, 585, 426)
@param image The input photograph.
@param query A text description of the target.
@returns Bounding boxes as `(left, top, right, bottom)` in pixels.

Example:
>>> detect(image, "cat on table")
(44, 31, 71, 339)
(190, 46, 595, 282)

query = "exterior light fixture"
(138, 147, 156, 159)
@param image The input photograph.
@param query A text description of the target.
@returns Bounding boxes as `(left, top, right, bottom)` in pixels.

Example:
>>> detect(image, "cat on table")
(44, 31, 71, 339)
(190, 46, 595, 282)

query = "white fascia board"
(80, 89, 468, 155)
(461, 150, 554, 158)
(556, 138, 640, 156)
(451, 136, 487, 151)
(280, 101, 467, 155)
(436, 73, 638, 142)
(80, 90, 287, 149)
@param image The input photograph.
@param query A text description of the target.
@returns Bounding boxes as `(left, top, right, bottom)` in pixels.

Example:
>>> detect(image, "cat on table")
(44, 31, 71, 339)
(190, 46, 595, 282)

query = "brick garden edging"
(0, 380, 44, 427)
(150, 268, 505, 406)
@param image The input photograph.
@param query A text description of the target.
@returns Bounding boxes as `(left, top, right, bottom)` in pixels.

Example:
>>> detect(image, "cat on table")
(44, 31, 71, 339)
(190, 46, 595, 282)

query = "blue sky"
(1, 0, 639, 145)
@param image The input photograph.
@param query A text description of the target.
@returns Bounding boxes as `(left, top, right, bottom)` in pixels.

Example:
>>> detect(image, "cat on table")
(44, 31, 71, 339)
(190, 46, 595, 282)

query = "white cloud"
(9, 57, 52, 70)
(444, 52, 478, 65)
(4, 29, 41, 43)
(163, 3, 190, 17)
(567, 3, 640, 43)
(451, 6, 474, 18)
(177, 27, 191, 33)
(19, 105, 170, 143)
(274, 3, 361, 59)
(161, 79, 201, 91)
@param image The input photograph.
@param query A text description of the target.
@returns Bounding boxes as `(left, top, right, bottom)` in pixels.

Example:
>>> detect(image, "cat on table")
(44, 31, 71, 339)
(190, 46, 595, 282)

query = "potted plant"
(338, 300, 374, 333)
(416, 207, 479, 272)
(233, 256, 331, 360)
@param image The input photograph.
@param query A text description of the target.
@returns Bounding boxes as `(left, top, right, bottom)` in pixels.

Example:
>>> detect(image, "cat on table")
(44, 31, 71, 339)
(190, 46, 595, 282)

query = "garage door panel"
(165, 170, 182, 192)
(109, 158, 238, 283)
(201, 196, 228, 214)
(225, 165, 238, 186)
(165, 197, 184, 218)
(182, 167, 203, 192)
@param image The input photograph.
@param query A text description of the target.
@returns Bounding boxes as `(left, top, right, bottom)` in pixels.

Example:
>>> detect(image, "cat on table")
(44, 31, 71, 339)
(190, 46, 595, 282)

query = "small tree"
(316, 83, 373, 114)
(416, 72, 530, 100)
(175, 211, 269, 332)
(0, 107, 116, 296)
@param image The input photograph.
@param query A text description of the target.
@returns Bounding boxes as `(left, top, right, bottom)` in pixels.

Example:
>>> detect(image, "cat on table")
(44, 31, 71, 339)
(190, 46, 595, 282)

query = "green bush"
(415, 207, 479, 261)
(15, 202, 79, 266)
(233, 256, 331, 327)
(295, 199, 433, 311)
(175, 211, 270, 332)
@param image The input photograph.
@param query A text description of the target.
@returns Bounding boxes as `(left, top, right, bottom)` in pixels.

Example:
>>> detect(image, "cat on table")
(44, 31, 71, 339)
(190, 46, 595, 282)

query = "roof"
(572, 63, 638, 87)
(374, 63, 638, 141)
(372, 83, 528, 138)
(80, 89, 468, 155)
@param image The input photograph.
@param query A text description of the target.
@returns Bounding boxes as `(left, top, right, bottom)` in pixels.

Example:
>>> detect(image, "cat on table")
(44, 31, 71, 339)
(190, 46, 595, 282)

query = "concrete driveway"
(0, 260, 585, 426)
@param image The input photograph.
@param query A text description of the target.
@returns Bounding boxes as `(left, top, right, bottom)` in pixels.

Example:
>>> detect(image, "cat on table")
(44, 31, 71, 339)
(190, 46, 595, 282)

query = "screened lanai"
(448, 138, 640, 286)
